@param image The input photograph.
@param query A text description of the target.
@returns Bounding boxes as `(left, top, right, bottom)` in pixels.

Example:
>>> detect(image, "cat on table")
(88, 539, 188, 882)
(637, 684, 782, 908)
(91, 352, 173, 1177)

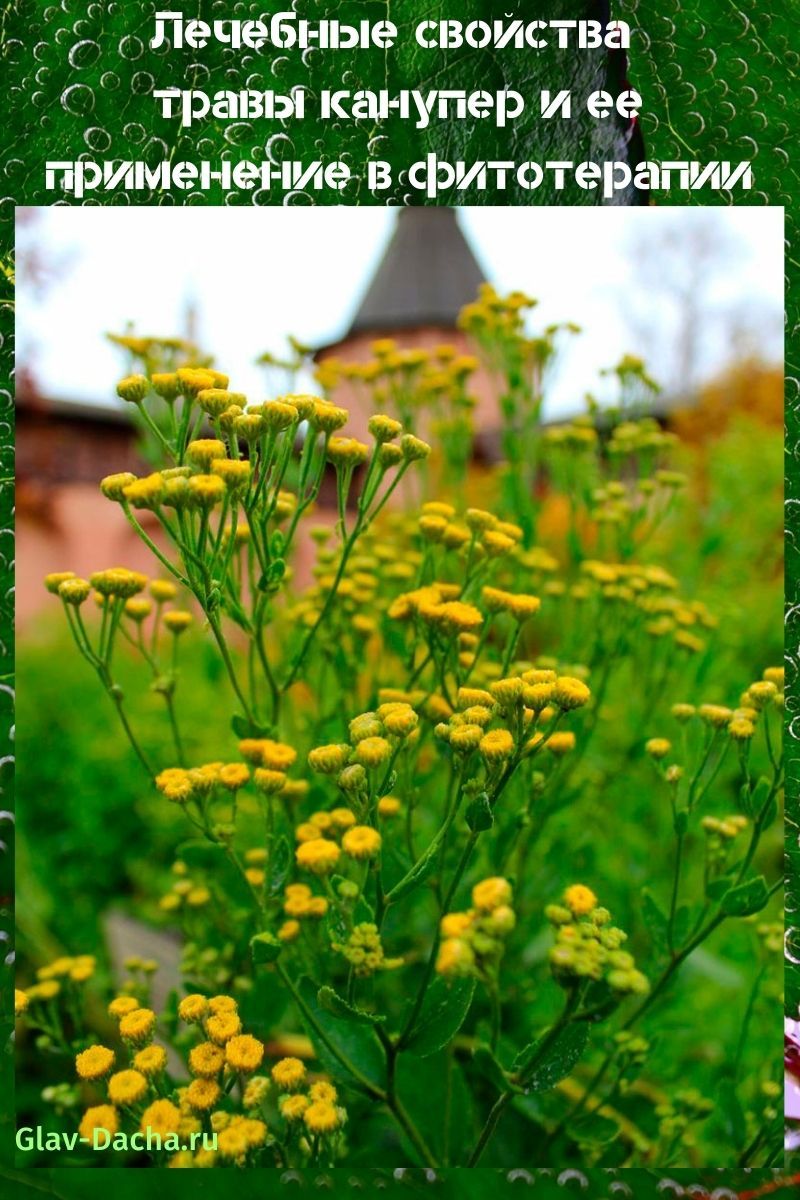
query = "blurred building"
(16, 209, 492, 624)
(315, 207, 502, 446)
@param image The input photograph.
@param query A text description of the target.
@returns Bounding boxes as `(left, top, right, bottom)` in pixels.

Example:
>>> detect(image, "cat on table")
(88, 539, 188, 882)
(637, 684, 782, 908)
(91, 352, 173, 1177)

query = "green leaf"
(404, 976, 475, 1058)
(295, 977, 385, 1095)
(641, 887, 668, 950)
(706, 874, 734, 901)
(317, 985, 386, 1026)
(250, 932, 282, 964)
(516, 1022, 589, 1093)
(465, 791, 493, 832)
(230, 713, 273, 738)
(742, 775, 770, 820)
(572, 1111, 620, 1146)
(720, 875, 771, 917)
(472, 1043, 517, 1094)
(268, 836, 291, 895)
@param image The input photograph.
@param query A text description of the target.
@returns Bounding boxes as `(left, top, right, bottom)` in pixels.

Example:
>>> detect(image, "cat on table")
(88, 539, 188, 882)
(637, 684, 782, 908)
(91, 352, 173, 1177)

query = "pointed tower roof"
(347, 208, 486, 336)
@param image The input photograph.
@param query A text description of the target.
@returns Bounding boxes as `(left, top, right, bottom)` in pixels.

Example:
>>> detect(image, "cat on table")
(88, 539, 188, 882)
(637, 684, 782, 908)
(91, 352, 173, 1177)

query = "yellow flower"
(278, 919, 301, 942)
(441, 912, 474, 938)
(207, 997, 238, 1021)
(108, 994, 141, 1020)
(381, 703, 419, 737)
(254, 768, 287, 794)
(198, 387, 245, 416)
(125, 598, 152, 622)
(308, 743, 351, 774)
(100, 472, 137, 501)
(729, 717, 755, 741)
(164, 610, 193, 634)
(178, 994, 208, 1023)
(123, 473, 165, 510)
(185, 1078, 221, 1112)
(189, 1042, 225, 1078)
(219, 763, 250, 790)
(472, 877, 513, 913)
(400, 434, 431, 461)
(280, 1093, 310, 1121)
(259, 740, 298, 771)
(45, 571, 77, 594)
(523, 683, 554, 711)
(546, 731, 576, 756)
(140, 1099, 182, 1138)
(377, 795, 402, 818)
(303, 1100, 341, 1133)
(457, 687, 495, 709)
(79, 1105, 119, 1143)
(490, 677, 525, 707)
(552, 676, 591, 710)
(296, 838, 341, 875)
(225, 1034, 264, 1074)
(186, 438, 226, 469)
(341, 825, 382, 861)
(216, 1125, 249, 1161)
(133, 1045, 168, 1077)
(311, 400, 349, 432)
(564, 884, 598, 916)
(354, 736, 392, 768)
(76, 1045, 115, 1081)
(187, 473, 226, 510)
(479, 729, 515, 762)
(149, 579, 177, 602)
(698, 704, 733, 728)
(116, 374, 148, 404)
(449, 723, 484, 753)
(59, 578, 91, 606)
(14, 989, 29, 1017)
(108, 1069, 148, 1106)
(151, 372, 182, 401)
(119, 1008, 156, 1044)
(90, 567, 147, 599)
(482, 530, 515, 556)
(368, 414, 402, 442)
(309, 1080, 338, 1104)
(645, 737, 671, 760)
(436, 938, 475, 976)
(328, 436, 370, 466)
(271, 1056, 306, 1091)
(211, 458, 251, 491)
(242, 1076, 271, 1110)
(206, 1012, 242, 1045)
(237, 1116, 267, 1147)
(329, 807, 357, 831)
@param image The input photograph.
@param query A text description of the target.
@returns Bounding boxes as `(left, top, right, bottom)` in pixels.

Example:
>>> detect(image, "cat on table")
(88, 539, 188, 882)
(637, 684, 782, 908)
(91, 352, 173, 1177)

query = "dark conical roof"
(348, 208, 486, 335)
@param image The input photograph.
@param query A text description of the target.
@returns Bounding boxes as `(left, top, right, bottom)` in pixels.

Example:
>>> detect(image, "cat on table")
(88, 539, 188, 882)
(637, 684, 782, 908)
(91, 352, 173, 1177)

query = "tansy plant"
(19, 288, 782, 1168)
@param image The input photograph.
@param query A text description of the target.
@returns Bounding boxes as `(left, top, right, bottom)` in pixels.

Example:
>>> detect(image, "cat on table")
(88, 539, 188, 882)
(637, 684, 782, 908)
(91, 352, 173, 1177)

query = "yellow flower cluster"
(437, 877, 516, 978)
(332, 922, 403, 978)
(546, 889, 649, 997)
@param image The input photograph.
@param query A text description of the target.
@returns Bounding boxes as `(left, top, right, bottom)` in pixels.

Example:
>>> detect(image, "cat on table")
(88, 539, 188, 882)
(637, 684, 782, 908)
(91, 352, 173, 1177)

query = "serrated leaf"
(295, 976, 385, 1095)
(720, 875, 770, 917)
(404, 976, 475, 1058)
(317, 985, 385, 1026)
(516, 1021, 589, 1093)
